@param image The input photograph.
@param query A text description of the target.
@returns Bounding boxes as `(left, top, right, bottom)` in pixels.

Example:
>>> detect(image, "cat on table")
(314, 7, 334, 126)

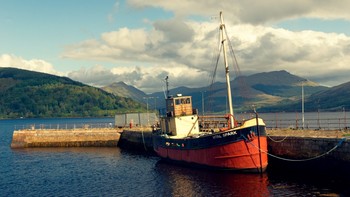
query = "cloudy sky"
(1, 0, 350, 93)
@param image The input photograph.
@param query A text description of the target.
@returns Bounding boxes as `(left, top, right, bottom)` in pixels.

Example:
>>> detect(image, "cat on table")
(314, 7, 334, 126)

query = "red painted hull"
(154, 136, 268, 172)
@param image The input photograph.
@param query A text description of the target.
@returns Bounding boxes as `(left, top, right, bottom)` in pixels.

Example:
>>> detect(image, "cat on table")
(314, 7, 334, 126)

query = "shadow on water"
(268, 157, 350, 196)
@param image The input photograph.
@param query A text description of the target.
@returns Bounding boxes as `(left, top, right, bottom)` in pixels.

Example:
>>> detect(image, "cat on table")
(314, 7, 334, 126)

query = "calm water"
(1, 117, 350, 196)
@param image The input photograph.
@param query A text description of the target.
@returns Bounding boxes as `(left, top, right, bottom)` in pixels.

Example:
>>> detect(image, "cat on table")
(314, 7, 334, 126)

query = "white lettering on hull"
(212, 131, 237, 139)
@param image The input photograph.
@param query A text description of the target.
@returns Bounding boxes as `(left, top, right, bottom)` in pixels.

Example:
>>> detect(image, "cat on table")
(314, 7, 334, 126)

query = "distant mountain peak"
(102, 82, 147, 103)
(115, 81, 127, 85)
(108, 81, 127, 86)
(246, 70, 307, 86)
(293, 80, 320, 87)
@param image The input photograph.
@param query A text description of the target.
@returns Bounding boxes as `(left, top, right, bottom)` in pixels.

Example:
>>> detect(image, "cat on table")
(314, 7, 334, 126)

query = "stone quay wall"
(117, 128, 153, 151)
(267, 136, 350, 163)
(11, 128, 122, 148)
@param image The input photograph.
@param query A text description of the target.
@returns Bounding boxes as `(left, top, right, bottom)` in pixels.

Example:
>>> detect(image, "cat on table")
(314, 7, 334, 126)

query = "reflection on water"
(154, 159, 350, 196)
(155, 161, 270, 196)
(12, 147, 122, 156)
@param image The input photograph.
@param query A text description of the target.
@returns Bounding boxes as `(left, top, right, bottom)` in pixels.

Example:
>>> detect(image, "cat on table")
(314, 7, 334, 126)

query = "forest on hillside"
(0, 68, 144, 118)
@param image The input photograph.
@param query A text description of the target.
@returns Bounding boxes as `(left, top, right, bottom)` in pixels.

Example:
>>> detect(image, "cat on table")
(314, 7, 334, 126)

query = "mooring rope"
(267, 134, 288, 143)
(243, 135, 346, 162)
(186, 117, 199, 137)
(141, 129, 147, 151)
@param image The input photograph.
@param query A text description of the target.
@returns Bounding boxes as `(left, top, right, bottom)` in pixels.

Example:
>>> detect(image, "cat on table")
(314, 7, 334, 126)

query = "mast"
(165, 76, 169, 98)
(220, 12, 235, 128)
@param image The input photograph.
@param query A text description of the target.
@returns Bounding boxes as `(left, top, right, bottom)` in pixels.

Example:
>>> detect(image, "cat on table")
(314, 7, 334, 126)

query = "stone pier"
(11, 128, 122, 148)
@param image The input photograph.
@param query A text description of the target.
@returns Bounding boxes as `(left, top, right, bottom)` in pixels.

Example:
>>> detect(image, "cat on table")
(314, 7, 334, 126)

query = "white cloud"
(68, 63, 210, 93)
(101, 28, 148, 50)
(68, 65, 116, 87)
(234, 26, 350, 81)
(0, 54, 63, 76)
(127, 0, 350, 24)
(62, 15, 350, 90)
(60, 1, 350, 92)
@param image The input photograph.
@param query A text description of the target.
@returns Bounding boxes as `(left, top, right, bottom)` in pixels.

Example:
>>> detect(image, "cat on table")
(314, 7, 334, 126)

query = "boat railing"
(199, 115, 229, 131)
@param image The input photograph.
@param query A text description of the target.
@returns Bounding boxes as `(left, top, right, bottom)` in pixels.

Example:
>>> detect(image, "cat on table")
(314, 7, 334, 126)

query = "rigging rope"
(243, 135, 346, 162)
(224, 27, 241, 78)
(224, 27, 252, 102)
(186, 116, 200, 137)
(210, 43, 222, 90)
(207, 41, 223, 113)
(141, 129, 147, 151)
(267, 134, 289, 143)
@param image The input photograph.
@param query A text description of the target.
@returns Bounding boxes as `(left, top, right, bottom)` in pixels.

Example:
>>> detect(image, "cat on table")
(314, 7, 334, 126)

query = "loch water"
(1, 117, 350, 196)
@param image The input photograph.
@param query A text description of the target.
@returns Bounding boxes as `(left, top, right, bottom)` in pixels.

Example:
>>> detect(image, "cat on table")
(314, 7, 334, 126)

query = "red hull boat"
(152, 12, 268, 172)
(153, 111, 268, 172)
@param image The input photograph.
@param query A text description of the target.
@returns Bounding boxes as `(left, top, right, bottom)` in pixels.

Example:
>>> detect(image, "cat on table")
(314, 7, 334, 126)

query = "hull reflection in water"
(154, 160, 270, 196)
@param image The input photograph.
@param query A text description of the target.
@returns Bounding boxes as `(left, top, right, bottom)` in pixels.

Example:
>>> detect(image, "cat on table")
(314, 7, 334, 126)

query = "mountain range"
(261, 80, 350, 112)
(103, 70, 349, 113)
(1, 67, 348, 119)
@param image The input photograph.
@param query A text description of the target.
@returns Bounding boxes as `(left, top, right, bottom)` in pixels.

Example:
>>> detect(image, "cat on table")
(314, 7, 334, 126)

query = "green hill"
(0, 67, 144, 118)
(263, 81, 350, 112)
(308, 81, 350, 110)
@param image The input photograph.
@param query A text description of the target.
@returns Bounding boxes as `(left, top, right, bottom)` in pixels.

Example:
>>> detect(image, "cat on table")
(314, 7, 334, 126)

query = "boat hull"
(153, 125, 268, 172)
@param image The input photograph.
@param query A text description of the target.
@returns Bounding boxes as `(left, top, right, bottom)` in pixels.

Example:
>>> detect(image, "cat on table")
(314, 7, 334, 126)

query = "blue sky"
(0, 0, 172, 67)
(1, 0, 350, 93)
(277, 18, 350, 35)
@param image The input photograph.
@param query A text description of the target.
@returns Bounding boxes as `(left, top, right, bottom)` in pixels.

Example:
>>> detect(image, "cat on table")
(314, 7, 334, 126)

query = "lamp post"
(153, 97, 158, 111)
(302, 81, 305, 129)
(343, 107, 347, 130)
(143, 97, 151, 126)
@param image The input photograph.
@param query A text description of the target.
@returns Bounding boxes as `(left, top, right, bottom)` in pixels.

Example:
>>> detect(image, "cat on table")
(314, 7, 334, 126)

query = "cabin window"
(176, 98, 191, 104)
